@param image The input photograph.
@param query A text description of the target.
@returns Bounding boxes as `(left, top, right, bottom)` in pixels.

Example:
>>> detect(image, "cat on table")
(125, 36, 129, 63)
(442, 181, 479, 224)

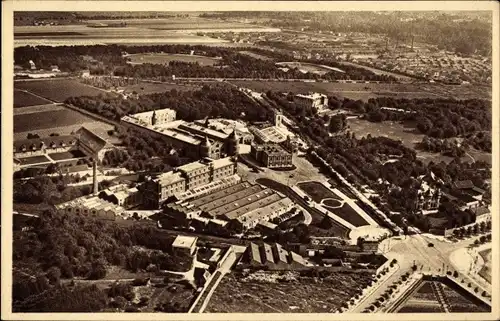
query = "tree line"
(14, 44, 398, 81)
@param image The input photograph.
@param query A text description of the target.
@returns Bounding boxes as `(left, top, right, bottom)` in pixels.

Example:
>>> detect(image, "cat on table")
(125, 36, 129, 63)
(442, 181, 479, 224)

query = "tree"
(328, 115, 345, 133)
(46, 266, 61, 284)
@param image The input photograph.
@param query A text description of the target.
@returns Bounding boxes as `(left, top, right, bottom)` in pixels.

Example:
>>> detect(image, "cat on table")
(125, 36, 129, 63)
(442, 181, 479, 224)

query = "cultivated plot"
(14, 79, 108, 103)
(14, 89, 53, 108)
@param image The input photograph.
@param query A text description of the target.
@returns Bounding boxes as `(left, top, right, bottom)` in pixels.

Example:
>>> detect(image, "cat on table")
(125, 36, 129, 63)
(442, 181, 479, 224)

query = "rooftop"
(172, 235, 198, 249)
(178, 122, 229, 141)
(155, 171, 185, 186)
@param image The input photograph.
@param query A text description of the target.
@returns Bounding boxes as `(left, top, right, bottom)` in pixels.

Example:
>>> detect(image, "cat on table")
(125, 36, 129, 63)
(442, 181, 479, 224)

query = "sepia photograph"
(1, 1, 498, 320)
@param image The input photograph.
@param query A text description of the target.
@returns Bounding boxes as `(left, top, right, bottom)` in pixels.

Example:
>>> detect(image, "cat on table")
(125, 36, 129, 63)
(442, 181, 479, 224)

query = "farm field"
(347, 118, 492, 165)
(297, 181, 342, 202)
(228, 80, 491, 101)
(14, 109, 97, 133)
(14, 79, 107, 102)
(126, 53, 221, 66)
(19, 155, 51, 165)
(14, 89, 53, 107)
(206, 271, 371, 313)
(13, 104, 65, 116)
(478, 248, 492, 283)
(121, 81, 201, 95)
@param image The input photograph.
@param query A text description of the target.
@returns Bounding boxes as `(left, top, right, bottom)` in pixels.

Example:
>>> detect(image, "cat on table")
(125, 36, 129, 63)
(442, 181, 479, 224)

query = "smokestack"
(93, 158, 98, 195)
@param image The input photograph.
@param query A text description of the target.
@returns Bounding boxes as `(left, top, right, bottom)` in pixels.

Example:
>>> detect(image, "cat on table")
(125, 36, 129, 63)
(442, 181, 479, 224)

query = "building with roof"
(121, 110, 239, 161)
(98, 184, 142, 209)
(241, 242, 307, 270)
(250, 143, 293, 169)
(293, 92, 328, 112)
(55, 195, 127, 220)
(164, 181, 295, 231)
(142, 156, 238, 208)
(172, 235, 198, 256)
(13, 126, 113, 170)
(194, 118, 254, 144)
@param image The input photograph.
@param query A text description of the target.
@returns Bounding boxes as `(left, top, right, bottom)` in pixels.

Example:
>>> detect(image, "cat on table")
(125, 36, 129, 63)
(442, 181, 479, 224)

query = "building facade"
(98, 184, 142, 209)
(293, 92, 329, 112)
(142, 157, 238, 208)
(250, 143, 293, 169)
(121, 111, 239, 160)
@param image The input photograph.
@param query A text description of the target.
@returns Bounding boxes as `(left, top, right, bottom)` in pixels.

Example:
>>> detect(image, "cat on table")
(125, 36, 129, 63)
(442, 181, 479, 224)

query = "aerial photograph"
(5, 4, 495, 319)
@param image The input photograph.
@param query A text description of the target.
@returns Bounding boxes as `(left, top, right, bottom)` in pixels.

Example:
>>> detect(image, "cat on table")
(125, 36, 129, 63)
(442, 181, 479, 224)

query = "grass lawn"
(329, 203, 369, 227)
(297, 181, 342, 202)
(478, 248, 491, 283)
(19, 155, 51, 165)
(48, 150, 87, 161)
(127, 53, 220, 66)
(347, 118, 492, 165)
(206, 271, 371, 313)
(322, 199, 342, 207)
(14, 79, 107, 103)
(441, 283, 490, 312)
(14, 89, 53, 108)
(14, 108, 96, 133)
(239, 51, 274, 61)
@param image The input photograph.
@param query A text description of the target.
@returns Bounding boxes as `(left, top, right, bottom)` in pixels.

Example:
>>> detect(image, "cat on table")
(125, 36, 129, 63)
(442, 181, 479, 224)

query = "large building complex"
(13, 126, 112, 171)
(250, 143, 293, 169)
(293, 92, 329, 112)
(164, 181, 295, 230)
(55, 195, 127, 221)
(240, 242, 307, 270)
(121, 108, 239, 160)
(142, 156, 238, 208)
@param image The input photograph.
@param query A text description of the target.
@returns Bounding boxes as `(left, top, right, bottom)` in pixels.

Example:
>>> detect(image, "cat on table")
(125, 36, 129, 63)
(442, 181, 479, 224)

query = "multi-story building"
(98, 183, 142, 209)
(293, 92, 329, 112)
(121, 110, 239, 160)
(142, 156, 238, 208)
(164, 181, 295, 231)
(250, 143, 293, 169)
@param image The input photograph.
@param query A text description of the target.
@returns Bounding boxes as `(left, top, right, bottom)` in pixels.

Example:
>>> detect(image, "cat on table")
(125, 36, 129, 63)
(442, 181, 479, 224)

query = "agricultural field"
(14, 109, 97, 133)
(347, 118, 492, 164)
(126, 53, 221, 66)
(478, 248, 492, 283)
(206, 271, 371, 313)
(14, 106, 114, 142)
(14, 79, 107, 102)
(297, 181, 342, 203)
(121, 81, 201, 95)
(14, 89, 53, 108)
(228, 80, 490, 101)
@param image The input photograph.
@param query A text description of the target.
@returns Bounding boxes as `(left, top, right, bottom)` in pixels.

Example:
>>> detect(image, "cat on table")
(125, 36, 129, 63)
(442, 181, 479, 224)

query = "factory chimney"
(92, 158, 98, 195)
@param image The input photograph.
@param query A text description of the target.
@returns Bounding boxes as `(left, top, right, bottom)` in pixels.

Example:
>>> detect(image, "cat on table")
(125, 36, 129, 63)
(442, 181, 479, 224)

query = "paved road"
(349, 234, 491, 313)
